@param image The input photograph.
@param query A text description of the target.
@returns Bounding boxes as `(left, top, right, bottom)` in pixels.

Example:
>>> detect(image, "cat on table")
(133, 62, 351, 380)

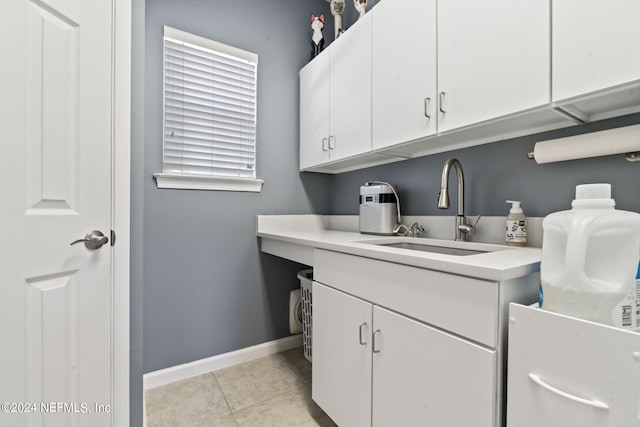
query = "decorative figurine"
(330, 0, 346, 39)
(310, 14, 325, 59)
(353, 0, 367, 19)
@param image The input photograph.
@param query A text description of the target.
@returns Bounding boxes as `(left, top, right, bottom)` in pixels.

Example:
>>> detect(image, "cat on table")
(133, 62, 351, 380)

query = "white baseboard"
(143, 335, 303, 391)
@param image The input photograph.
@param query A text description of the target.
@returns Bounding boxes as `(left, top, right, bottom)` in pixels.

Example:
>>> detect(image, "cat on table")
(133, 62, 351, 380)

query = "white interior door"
(0, 0, 114, 426)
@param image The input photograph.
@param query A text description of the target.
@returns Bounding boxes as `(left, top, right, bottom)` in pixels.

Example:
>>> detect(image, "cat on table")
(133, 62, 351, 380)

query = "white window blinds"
(163, 26, 258, 179)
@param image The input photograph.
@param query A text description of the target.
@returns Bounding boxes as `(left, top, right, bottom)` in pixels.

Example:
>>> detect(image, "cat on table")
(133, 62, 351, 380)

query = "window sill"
(153, 173, 263, 192)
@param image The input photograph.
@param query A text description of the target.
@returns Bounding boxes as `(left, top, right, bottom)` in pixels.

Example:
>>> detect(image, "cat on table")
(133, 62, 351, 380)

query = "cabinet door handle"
(328, 135, 335, 150)
(358, 322, 367, 345)
(372, 329, 381, 353)
(528, 374, 609, 410)
(322, 138, 328, 152)
(424, 97, 431, 119)
(439, 92, 446, 114)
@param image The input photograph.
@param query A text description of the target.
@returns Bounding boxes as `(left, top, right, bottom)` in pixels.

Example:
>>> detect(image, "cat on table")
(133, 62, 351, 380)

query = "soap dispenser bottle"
(506, 200, 527, 247)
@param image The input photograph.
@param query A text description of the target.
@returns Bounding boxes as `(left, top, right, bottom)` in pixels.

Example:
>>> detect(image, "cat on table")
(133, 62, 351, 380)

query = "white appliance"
(507, 303, 640, 426)
(359, 182, 400, 235)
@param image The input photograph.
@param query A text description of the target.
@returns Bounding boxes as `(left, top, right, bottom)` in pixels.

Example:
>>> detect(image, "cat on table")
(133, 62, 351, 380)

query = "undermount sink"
(379, 242, 487, 256)
(359, 237, 509, 256)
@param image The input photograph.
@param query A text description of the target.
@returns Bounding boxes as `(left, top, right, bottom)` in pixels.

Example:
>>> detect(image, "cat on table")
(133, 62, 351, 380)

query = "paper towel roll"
(532, 124, 640, 164)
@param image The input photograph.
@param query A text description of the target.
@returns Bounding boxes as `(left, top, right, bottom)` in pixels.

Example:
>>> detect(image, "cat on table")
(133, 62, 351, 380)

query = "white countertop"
(257, 215, 541, 282)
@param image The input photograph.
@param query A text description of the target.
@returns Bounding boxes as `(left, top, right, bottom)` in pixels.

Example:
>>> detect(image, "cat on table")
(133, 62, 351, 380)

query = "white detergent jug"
(540, 183, 640, 330)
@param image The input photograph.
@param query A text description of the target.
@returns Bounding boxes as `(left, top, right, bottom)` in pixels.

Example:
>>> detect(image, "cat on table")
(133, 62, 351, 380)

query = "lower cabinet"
(507, 303, 640, 427)
(312, 282, 372, 426)
(313, 282, 497, 426)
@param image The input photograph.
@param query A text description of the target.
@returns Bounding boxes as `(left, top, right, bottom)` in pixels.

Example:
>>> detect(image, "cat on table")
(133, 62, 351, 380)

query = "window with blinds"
(163, 26, 258, 181)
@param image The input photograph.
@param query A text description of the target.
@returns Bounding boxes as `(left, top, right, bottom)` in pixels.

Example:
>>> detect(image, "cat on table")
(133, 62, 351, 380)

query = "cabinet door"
(329, 12, 372, 161)
(437, 0, 549, 133)
(372, 306, 497, 427)
(553, 0, 640, 102)
(299, 51, 330, 170)
(312, 282, 372, 426)
(507, 304, 640, 427)
(372, 0, 437, 150)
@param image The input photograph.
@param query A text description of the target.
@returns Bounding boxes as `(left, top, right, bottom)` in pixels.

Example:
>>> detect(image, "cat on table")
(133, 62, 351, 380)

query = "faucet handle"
(410, 222, 425, 238)
(458, 215, 481, 235)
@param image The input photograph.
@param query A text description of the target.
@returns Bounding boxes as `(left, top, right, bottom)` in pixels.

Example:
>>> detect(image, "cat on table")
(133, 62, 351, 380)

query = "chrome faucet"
(437, 158, 479, 241)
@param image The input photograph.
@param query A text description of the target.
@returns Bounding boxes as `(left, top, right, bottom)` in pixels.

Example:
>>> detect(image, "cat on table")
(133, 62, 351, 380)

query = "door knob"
(70, 230, 109, 250)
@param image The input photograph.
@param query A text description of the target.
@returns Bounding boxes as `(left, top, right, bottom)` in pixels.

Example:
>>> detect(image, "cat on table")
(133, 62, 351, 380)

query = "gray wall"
(142, 0, 331, 373)
(132, 0, 388, 423)
(328, 113, 640, 218)
(131, 0, 145, 425)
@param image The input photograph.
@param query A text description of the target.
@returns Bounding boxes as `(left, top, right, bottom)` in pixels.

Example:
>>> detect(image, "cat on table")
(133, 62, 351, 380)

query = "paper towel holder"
(527, 150, 640, 162)
(526, 123, 640, 163)
(626, 152, 640, 162)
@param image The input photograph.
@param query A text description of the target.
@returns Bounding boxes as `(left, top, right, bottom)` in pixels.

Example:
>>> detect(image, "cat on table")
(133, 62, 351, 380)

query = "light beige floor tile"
(195, 413, 238, 426)
(278, 347, 312, 385)
(145, 372, 232, 427)
(215, 354, 307, 411)
(233, 386, 336, 427)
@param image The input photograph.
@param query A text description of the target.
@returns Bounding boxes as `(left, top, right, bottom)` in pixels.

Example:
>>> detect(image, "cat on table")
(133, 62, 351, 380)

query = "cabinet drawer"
(314, 249, 499, 347)
(507, 303, 640, 427)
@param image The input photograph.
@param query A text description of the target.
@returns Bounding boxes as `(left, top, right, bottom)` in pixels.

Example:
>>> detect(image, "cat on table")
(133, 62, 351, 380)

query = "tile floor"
(145, 347, 337, 427)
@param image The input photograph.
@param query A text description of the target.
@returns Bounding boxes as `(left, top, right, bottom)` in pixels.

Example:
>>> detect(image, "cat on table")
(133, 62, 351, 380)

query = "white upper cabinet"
(552, 0, 640, 120)
(329, 11, 372, 161)
(300, 0, 640, 173)
(372, 0, 437, 150)
(299, 13, 373, 171)
(437, 0, 550, 133)
(299, 50, 331, 170)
